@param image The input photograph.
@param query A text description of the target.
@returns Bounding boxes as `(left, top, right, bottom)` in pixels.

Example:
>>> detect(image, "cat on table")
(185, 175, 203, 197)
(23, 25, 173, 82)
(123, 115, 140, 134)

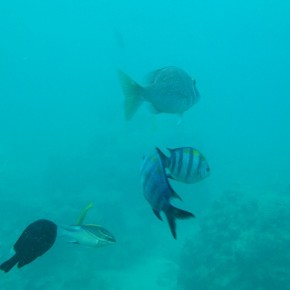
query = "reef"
(178, 189, 290, 290)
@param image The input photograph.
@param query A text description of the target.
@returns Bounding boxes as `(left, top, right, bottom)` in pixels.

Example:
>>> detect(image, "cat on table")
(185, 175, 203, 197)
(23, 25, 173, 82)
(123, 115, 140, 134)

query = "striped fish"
(157, 147, 210, 184)
(141, 148, 194, 239)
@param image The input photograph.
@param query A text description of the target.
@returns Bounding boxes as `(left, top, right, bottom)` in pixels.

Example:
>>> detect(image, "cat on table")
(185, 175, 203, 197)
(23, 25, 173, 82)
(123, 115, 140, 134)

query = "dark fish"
(157, 147, 210, 183)
(141, 148, 194, 239)
(118, 66, 200, 120)
(0, 219, 57, 273)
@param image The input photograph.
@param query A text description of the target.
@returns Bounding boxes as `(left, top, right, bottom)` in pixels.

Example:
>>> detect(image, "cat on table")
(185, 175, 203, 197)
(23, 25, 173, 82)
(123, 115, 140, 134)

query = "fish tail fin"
(118, 70, 144, 120)
(155, 147, 170, 168)
(165, 205, 195, 239)
(0, 254, 18, 273)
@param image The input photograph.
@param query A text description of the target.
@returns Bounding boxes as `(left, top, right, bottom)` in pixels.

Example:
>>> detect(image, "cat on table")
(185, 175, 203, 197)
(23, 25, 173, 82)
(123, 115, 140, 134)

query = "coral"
(178, 190, 290, 290)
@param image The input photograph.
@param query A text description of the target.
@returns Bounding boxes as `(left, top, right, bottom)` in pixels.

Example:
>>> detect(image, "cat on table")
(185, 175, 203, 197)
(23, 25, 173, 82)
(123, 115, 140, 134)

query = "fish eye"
(206, 167, 210, 172)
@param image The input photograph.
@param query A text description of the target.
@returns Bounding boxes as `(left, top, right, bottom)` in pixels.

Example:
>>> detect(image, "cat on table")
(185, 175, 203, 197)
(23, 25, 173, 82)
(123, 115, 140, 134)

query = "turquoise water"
(0, 0, 290, 289)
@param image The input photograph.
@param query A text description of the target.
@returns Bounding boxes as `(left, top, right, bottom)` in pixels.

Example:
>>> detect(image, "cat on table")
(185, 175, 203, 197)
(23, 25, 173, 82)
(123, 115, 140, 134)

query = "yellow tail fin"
(118, 70, 144, 121)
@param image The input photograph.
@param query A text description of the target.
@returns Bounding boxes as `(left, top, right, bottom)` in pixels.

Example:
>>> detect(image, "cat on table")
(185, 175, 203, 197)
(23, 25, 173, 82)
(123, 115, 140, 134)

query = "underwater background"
(0, 0, 290, 289)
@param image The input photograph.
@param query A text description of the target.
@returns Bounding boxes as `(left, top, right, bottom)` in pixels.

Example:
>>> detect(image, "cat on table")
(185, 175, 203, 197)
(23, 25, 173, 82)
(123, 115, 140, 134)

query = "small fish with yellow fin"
(60, 203, 116, 247)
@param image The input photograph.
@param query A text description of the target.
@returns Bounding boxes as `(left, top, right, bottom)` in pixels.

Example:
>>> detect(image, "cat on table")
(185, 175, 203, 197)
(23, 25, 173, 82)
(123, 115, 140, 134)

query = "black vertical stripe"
(196, 153, 202, 176)
(170, 150, 176, 174)
(185, 149, 194, 181)
(176, 149, 183, 177)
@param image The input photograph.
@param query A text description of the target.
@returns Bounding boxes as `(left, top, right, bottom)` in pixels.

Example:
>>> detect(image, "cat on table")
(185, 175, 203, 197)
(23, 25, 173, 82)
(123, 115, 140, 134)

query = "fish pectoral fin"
(68, 240, 80, 244)
(152, 209, 163, 221)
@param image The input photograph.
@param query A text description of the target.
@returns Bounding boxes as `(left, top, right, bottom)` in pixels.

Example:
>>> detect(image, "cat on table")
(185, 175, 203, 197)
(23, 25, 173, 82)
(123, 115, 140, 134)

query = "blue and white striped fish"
(141, 148, 194, 239)
(157, 147, 210, 184)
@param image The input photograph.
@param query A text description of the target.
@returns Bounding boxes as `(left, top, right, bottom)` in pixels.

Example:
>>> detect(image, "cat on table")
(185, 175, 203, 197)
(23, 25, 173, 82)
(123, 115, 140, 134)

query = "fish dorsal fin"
(155, 147, 169, 167)
(68, 241, 80, 244)
(76, 202, 94, 225)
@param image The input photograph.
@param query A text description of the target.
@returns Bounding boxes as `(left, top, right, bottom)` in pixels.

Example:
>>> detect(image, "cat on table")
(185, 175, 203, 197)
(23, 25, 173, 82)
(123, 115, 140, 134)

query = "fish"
(60, 224, 116, 247)
(141, 148, 194, 239)
(0, 219, 57, 273)
(59, 202, 116, 247)
(118, 66, 200, 120)
(156, 147, 210, 184)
